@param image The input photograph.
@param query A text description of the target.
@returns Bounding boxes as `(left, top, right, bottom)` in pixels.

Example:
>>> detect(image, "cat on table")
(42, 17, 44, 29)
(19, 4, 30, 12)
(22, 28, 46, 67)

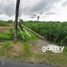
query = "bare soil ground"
(29, 39, 51, 53)
(0, 26, 14, 33)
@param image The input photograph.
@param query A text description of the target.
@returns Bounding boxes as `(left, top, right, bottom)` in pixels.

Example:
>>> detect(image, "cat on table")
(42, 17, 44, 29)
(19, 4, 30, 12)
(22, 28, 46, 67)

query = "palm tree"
(31, 14, 40, 21)
(14, 0, 20, 41)
(31, 12, 43, 22)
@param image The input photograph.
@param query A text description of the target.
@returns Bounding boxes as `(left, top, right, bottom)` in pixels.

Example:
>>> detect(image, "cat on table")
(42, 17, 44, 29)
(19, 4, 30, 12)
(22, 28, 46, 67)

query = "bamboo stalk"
(18, 26, 25, 39)
(21, 24, 45, 39)
(23, 28, 31, 37)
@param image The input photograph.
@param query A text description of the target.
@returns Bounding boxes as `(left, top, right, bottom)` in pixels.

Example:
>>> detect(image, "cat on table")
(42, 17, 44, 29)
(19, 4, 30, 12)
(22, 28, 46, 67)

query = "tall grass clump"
(23, 21, 67, 46)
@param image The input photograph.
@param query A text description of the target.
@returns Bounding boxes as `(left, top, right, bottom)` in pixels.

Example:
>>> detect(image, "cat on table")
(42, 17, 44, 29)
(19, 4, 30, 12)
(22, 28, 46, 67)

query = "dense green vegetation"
(0, 20, 67, 45)
(23, 21, 67, 46)
(0, 21, 67, 67)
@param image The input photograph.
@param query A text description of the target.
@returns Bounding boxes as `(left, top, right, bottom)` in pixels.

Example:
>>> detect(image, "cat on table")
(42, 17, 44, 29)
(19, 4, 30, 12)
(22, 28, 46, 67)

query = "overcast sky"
(0, 0, 67, 21)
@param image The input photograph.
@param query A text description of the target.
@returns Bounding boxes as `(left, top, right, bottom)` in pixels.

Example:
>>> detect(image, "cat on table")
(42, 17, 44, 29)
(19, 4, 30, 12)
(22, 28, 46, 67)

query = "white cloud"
(39, 0, 67, 21)
(0, 0, 67, 21)
(0, 14, 9, 20)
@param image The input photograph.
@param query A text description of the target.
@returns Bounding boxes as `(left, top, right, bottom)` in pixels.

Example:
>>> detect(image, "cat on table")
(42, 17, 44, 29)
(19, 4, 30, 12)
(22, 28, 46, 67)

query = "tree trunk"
(14, 0, 20, 41)
(37, 16, 39, 22)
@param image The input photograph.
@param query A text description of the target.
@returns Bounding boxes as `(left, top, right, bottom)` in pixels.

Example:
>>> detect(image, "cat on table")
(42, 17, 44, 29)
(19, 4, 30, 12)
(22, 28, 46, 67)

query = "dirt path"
(29, 39, 53, 53)
(0, 26, 13, 33)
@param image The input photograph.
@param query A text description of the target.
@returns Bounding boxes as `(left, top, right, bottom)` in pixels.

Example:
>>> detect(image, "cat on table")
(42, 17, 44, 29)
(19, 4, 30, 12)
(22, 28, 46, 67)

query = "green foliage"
(0, 22, 6, 26)
(23, 42, 31, 60)
(18, 28, 37, 41)
(0, 20, 13, 26)
(0, 33, 11, 41)
(24, 22, 67, 46)
(0, 29, 14, 41)
(0, 42, 11, 56)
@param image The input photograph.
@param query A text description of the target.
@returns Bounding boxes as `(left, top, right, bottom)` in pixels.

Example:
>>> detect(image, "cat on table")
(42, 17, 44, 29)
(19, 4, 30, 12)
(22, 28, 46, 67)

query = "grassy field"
(0, 21, 67, 67)
(23, 21, 67, 46)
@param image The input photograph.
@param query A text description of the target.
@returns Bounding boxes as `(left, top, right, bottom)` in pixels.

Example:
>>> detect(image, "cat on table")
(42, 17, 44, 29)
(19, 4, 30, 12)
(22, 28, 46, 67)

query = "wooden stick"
(18, 26, 25, 39)
(21, 24, 45, 39)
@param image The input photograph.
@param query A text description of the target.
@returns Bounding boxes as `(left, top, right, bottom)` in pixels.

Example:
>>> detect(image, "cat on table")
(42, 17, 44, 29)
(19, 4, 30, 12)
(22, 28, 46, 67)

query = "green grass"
(0, 29, 14, 41)
(18, 28, 38, 41)
(0, 41, 67, 67)
(23, 42, 31, 61)
(0, 21, 67, 67)
(0, 41, 12, 58)
(0, 33, 12, 41)
(23, 22, 67, 46)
